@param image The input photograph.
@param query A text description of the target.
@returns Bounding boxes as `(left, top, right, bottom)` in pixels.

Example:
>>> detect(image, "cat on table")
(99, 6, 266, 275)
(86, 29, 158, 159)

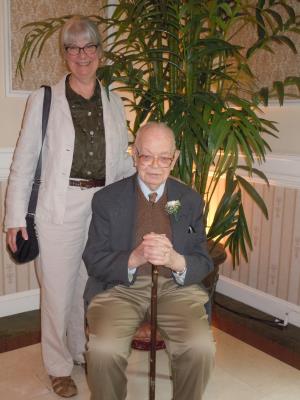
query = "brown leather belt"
(69, 178, 105, 188)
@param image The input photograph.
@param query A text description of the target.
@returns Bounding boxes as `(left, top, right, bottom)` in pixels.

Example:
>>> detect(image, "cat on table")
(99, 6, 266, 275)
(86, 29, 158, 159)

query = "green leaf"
(273, 81, 284, 105)
(258, 87, 269, 106)
(255, 7, 266, 40)
(237, 165, 269, 185)
(236, 175, 268, 218)
(271, 35, 297, 54)
(265, 9, 283, 31)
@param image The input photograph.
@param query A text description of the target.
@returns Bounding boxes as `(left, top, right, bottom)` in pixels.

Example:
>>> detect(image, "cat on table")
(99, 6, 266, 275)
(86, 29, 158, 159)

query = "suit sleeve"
(181, 195, 214, 286)
(83, 194, 132, 286)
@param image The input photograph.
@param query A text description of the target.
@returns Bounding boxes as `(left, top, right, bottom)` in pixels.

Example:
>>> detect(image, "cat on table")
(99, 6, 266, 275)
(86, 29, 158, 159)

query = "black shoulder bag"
(8, 85, 52, 264)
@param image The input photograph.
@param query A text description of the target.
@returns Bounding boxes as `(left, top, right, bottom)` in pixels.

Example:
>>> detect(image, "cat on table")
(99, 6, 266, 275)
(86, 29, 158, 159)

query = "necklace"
(67, 80, 103, 145)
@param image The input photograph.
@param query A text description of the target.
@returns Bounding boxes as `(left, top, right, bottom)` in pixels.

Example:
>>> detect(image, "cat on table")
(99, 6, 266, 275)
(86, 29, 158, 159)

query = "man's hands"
(6, 227, 28, 253)
(128, 233, 186, 273)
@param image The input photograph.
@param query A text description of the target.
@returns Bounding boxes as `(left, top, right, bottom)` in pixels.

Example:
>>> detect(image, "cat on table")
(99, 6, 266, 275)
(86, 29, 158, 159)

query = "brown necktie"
(148, 192, 157, 205)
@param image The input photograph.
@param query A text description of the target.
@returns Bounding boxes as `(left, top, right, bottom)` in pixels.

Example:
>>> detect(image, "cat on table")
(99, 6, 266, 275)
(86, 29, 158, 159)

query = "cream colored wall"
(262, 104, 300, 155)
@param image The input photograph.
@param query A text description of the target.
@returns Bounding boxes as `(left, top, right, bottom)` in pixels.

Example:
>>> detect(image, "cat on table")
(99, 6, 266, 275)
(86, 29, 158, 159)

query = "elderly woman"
(5, 16, 134, 398)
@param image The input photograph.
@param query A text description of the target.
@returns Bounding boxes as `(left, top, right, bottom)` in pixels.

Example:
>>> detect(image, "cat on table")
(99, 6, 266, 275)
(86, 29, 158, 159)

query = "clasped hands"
(128, 232, 186, 273)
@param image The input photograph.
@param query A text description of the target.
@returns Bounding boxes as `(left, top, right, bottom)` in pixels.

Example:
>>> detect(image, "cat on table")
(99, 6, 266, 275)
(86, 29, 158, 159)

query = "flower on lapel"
(165, 200, 181, 221)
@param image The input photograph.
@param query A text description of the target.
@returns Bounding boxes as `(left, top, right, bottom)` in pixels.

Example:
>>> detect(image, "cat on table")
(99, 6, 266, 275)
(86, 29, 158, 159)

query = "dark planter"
(204, 240, 227, 298)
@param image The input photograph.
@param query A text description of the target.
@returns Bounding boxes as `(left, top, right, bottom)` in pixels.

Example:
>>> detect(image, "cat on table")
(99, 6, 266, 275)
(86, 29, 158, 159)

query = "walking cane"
(149, 263, 159, 400)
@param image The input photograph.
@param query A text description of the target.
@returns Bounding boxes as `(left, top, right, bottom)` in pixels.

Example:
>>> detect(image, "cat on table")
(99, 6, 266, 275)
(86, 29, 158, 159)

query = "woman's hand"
(6, 227, 28, 253)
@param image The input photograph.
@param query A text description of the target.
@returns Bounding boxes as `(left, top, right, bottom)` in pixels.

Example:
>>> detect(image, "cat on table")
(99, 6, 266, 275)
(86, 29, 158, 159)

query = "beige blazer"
(5, 76, 135, 229)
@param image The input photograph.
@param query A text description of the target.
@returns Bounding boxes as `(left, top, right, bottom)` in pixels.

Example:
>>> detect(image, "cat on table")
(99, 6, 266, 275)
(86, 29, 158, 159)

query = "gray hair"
(135, 122, 176, 151)
(60, 16, 103, 56)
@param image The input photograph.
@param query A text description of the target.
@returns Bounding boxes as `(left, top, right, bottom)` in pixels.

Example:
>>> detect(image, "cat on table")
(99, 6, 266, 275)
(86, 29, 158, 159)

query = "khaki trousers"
(36, 185, 99, 377)
(86, 275, 215, 400)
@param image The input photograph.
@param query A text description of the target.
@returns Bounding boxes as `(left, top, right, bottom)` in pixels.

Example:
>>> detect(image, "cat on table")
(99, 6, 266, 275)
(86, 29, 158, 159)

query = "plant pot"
(203, 240, 227, 297)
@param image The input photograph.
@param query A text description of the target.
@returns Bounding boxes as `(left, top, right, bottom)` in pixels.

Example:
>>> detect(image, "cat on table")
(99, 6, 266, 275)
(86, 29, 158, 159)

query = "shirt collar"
(65, 74, 100, 104)
(137, 176, 166, 202)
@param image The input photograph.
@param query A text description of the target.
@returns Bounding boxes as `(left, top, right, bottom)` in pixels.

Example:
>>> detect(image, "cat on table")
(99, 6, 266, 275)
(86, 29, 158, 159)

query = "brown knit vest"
(134, 185, 172, 278)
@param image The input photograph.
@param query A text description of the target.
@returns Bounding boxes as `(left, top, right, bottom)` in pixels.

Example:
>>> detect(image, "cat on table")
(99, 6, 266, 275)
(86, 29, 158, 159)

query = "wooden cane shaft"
(149, 264, 158, 400)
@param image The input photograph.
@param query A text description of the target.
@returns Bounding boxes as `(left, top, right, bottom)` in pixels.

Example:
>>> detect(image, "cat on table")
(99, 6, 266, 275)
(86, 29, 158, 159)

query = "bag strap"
(27, 85, 52, 216)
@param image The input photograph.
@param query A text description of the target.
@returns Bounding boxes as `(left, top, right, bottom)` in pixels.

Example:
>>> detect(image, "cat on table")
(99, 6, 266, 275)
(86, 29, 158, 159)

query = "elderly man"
(83, 122, 215, 400)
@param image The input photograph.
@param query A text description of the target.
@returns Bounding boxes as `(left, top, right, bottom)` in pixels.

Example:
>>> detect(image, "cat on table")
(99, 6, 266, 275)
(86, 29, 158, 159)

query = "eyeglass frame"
(134, 149, 176, 168)
(64, 43, 99, 56)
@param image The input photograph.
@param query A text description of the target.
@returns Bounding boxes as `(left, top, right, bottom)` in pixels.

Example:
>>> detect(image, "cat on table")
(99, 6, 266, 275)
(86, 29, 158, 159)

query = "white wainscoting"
(0, 289, 40, 317)
(217, 276, 300, 327)
(1, 148, 300, 328)
(0, 147, 39, 316)
(214, 154, 300, 327)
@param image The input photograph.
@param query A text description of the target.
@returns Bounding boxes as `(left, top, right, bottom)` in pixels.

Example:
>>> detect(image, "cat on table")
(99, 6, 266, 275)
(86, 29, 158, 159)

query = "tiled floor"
(1, 328, 300, 400)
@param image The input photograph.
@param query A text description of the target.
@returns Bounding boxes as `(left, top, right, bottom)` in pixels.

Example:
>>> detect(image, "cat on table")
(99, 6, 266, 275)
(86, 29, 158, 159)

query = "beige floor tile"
(259, 384, 300, 400)
(0, 345, 50, 400)
(204, 366, 261, 400)
(127, 349, 172, 400)
(1, 329, 300, 400)
(213, 329, 300, 397)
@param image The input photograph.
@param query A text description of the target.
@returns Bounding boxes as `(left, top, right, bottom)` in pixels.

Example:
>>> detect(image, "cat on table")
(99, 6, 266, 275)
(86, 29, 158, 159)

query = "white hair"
(60, 16, 103, 56)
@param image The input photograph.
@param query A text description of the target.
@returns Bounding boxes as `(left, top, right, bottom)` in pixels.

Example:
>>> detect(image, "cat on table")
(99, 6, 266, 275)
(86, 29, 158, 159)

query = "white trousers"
(36, 186, 99, 377)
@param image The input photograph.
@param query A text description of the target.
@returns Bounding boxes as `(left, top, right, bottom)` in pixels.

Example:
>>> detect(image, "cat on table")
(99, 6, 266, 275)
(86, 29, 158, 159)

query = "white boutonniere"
(165, 200, 181, 221)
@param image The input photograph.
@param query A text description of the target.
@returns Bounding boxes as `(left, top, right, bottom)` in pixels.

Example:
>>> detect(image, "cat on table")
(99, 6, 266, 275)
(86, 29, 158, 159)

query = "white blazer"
(5, 76, 135, 228)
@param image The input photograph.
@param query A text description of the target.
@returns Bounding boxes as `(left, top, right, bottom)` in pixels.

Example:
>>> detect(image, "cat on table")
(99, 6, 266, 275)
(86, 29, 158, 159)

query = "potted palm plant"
(17, 0, 300, 269)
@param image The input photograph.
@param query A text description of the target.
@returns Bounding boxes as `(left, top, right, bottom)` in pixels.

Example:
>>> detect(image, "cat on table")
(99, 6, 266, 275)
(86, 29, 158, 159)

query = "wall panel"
(218, 180, 300, 307)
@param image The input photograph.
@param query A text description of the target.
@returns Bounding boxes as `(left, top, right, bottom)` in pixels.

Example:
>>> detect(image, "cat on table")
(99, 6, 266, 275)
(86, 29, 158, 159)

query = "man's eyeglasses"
(136, 150, 175, 168)
(65, 44, 99, 56)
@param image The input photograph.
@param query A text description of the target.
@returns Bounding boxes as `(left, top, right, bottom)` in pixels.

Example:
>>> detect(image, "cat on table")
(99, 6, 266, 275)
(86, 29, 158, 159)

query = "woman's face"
(64, 36, 100, 82)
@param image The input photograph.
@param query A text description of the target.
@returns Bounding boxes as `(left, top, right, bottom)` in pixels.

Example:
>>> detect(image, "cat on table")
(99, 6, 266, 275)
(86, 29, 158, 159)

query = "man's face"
(133, 127, 179, 190)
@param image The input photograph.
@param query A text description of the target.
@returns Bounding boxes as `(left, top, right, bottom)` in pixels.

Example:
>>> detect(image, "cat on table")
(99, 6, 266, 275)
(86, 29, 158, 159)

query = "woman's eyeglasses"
(65, 44, 99, 56)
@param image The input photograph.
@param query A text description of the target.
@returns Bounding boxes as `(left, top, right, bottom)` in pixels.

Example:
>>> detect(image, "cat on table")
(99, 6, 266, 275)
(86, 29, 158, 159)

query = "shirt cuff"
(173, 267, 187, 285)
(128, 267, 136, 282)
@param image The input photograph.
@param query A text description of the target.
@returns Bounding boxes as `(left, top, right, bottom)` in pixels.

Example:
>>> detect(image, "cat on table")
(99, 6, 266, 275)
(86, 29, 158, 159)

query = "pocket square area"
(188, 225, 195, 233)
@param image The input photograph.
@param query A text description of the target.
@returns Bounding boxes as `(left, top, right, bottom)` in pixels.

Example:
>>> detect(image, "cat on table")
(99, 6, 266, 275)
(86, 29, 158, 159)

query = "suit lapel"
(166, 178, 189, 251)
(114, 175, 137, 248)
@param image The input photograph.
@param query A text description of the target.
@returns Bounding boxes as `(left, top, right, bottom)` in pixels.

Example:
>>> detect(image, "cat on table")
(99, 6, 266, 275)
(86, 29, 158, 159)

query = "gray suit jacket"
(83, 174, 213, 305)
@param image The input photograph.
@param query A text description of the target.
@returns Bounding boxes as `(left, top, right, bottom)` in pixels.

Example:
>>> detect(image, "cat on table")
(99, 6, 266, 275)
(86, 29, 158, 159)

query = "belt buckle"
(79, 180, 87, 190)
(81, 180, 94, 190)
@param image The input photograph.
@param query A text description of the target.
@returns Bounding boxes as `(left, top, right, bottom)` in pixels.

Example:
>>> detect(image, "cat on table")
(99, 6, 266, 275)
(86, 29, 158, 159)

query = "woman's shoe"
(49, 375, 78, 398)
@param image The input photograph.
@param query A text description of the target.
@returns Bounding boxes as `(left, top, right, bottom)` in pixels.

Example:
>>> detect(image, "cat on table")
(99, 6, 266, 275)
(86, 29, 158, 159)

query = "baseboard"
(216, 276, 300, 328)
(0, 289, 40, 317)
